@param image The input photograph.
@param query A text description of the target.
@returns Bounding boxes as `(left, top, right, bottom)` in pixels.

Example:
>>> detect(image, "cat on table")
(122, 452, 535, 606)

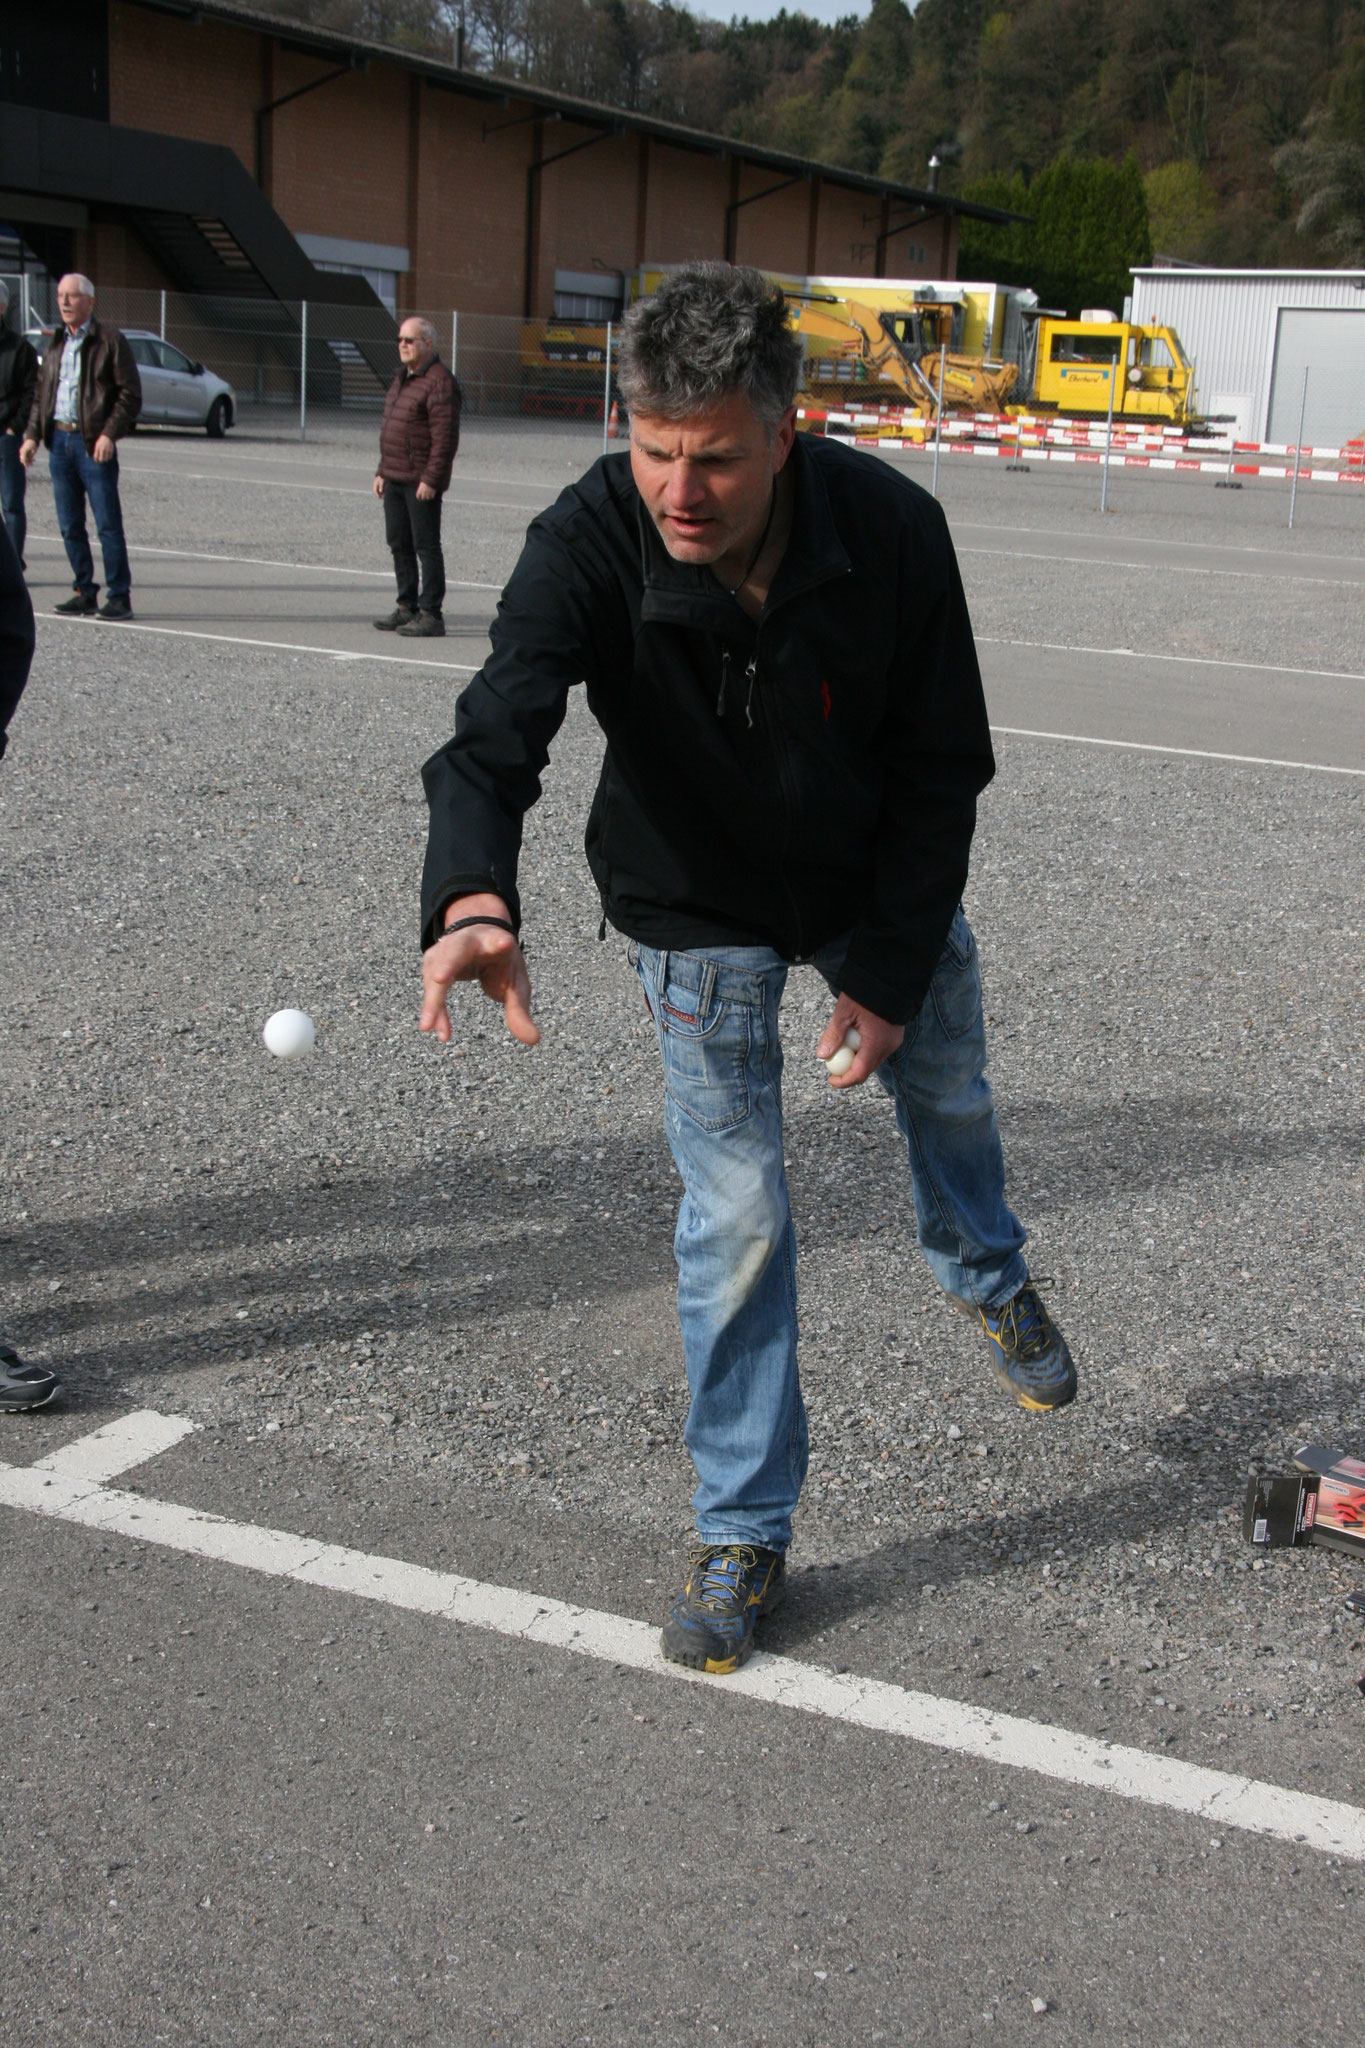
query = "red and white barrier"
(796, 403, 1365, 481)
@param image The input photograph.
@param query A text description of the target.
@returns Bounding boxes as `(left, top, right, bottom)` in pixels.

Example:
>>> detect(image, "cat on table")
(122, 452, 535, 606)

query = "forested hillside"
(262, 0, 1365, 273)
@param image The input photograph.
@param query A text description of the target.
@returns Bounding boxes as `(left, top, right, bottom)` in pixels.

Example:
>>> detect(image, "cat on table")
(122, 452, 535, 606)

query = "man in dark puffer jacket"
(373, 317, 460, 639)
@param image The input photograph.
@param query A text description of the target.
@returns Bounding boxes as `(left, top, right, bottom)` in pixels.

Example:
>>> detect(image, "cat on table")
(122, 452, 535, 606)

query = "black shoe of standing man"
(0, 1341, 61, 1413)
(374, 606, 416, 631)
(54, 589, 98, 616)
(98, 596, 133, 621)
(397, 612, 445, 638)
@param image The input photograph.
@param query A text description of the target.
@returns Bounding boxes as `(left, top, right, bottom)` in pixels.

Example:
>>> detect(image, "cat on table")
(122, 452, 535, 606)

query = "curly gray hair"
(617, 262, 803, 432)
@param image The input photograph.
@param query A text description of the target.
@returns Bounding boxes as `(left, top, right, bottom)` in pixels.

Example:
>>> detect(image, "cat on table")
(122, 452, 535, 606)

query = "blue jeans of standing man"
(48, 430, 131, 600)
(0, 431, 25, 568)
(633, 909, 1028, 1555)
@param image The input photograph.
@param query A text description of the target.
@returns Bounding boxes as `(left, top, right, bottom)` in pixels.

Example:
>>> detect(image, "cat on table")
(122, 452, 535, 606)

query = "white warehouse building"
(1126, 267, 1365, 446)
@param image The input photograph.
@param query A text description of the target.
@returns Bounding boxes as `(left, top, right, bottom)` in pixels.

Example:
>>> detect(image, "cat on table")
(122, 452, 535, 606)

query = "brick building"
(1, 0, 1017, 322)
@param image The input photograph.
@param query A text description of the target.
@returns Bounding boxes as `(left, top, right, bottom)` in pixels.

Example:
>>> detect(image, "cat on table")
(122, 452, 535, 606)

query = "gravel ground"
(4, 419, 1364, 1809)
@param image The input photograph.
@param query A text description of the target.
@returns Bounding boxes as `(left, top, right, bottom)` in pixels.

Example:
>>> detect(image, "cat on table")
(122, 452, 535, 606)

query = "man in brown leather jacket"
(373, 316, 460, 639)
(20, 273, 141, 620)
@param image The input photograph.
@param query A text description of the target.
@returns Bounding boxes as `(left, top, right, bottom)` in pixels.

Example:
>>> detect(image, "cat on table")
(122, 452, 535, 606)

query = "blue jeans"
(633, 910, 1028, 1553)
(48, 430, 131, 600)
(0, 432, 25, 567)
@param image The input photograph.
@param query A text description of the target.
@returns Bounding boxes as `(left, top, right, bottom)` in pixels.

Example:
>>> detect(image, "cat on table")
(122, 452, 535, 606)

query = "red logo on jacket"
(820, 678, 832, 721)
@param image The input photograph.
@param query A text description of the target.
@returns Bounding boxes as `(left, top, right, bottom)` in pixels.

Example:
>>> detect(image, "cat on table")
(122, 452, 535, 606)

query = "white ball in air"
(263, 1008, 316, 1059)
(823, 1027, 860, 1078)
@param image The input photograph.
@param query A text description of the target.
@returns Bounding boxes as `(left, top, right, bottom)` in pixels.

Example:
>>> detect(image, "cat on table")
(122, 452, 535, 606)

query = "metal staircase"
(0, 104, 400, 391)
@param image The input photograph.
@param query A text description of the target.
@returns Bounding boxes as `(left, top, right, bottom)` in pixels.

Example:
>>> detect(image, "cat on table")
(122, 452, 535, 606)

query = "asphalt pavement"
(2, 413, 1363, 2046)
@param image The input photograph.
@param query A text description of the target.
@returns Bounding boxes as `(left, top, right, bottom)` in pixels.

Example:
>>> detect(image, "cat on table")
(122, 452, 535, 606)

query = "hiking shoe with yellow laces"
(660, 1544, 786, 1674)
(976, 1283, 1077, 1411)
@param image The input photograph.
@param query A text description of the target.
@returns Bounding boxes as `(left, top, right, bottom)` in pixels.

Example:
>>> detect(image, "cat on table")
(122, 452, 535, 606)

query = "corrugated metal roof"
(1128, 269, 1365, 439)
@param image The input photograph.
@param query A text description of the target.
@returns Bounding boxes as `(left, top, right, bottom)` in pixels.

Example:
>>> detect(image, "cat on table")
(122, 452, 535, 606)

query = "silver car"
(124, 331, 235, 436)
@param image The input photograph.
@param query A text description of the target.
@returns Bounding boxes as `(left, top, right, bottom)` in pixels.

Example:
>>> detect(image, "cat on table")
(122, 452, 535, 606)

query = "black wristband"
(439, 915, 518, 940)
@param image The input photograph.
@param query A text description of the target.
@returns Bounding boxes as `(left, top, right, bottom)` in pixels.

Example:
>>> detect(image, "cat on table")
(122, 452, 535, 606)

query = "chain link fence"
(6, 287, 624, 439)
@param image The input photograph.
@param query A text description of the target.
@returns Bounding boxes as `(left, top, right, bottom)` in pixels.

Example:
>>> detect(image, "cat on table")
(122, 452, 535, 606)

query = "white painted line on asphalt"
(24, 535, 501, 589)
(119, 467, 542, 513)
(991, 725, 1365, 779)
(121, 445, 553, 498)
(37, 614, 480, 674)
(980, 637, 1365, 686)
(960, 546, 1365, 589)
(3, 1415, 1363, 1864)
(951, 518, 1365, 571)
(33, 1410, 197, 1483)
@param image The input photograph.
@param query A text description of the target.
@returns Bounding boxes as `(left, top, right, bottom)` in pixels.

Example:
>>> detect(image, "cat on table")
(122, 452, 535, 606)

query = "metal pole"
(1288, 367, 1309, 530)
(1100, 352, 1118, 512)
(1006, 409, 1029, 472)
(450, 310, 458, 374)
(160, 289, 166, 341)
(299, 300, 308, 442)
(602, 320, 613, 456)
(931, 344, 946, 498)
(1216, 410, 1241, 490)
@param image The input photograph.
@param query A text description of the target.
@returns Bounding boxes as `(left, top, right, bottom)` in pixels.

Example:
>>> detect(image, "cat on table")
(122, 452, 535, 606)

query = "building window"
(553, 269, 622, 322)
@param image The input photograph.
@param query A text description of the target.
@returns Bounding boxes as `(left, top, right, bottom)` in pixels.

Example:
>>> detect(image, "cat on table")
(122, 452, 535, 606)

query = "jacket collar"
(637, 432, 851, 630)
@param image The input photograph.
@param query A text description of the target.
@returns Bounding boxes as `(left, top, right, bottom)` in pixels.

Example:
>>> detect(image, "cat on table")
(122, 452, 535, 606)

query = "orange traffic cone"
(607, 400, 620, 439)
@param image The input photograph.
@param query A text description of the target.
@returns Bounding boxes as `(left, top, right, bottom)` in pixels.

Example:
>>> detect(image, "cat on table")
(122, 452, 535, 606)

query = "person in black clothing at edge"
(0, 513, 58, 1412)
(0, 283, 39, 572)
(419, 263, 1075, 1675)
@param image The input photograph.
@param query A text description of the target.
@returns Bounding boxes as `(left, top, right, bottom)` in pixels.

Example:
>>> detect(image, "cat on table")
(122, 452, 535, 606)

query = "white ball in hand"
(822, 1026, 860, 1078)
(263, 1008, 316, 1059)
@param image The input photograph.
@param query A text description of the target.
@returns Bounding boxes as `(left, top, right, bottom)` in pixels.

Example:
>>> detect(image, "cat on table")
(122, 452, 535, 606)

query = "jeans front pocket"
(929, 907, 983, 1044)
(639, 953, 757, 1134)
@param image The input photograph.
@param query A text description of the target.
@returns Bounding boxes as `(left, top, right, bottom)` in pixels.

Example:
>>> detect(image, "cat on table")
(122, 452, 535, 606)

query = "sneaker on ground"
(54, 590, 98, 616)
(97, 596, 133, 620)
(976, 1283, 1077, 1411)
(660, 1543, 785, 1674)
(0, 1342, 61, 1413)
(374, 606, 415, 631)
(396, 611, 445, 638)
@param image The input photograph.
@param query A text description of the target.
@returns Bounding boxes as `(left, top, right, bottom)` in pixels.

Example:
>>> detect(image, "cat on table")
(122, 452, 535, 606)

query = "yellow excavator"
(790, 294, 1019, 418)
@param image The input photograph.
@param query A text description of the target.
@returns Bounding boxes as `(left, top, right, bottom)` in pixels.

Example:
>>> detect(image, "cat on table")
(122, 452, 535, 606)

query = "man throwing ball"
(420, 262, 1075, 1675)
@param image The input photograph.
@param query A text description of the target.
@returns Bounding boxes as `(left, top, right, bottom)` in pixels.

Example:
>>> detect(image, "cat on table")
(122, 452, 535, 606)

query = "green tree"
(1144, 159, 1218, 259)
(1274, 112, 1365, 264)
(958, 154, 1151, 313)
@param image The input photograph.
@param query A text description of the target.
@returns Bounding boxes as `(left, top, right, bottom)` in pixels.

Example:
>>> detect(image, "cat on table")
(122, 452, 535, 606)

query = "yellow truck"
(1018, 311, 1199, 425)
(785, 290, 1202, 430)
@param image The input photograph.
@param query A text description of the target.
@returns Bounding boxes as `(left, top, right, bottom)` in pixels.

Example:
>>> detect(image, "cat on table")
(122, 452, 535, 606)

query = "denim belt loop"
(653, 947, 669, 994)
(696, 961, 717, 1013)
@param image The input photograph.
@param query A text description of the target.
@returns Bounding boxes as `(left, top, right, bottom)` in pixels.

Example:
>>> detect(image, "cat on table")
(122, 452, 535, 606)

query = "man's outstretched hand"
(816, 992, 903, 1090)
(420, 892, 540, 1047)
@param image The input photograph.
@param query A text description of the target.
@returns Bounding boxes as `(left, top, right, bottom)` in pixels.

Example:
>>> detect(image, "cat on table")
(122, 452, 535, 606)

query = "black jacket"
(0, 512, 34, 761)
(421, 433, 995, 1024)
(0, 327, 38, 437)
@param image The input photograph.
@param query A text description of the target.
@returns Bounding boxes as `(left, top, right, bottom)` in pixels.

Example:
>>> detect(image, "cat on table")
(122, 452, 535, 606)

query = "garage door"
(1266, 308, 1365, 446)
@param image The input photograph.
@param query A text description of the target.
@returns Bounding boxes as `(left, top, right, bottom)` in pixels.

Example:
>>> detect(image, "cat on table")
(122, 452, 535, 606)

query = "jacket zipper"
(746, 633, 810, 956)
(748, 562, 853, 957)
